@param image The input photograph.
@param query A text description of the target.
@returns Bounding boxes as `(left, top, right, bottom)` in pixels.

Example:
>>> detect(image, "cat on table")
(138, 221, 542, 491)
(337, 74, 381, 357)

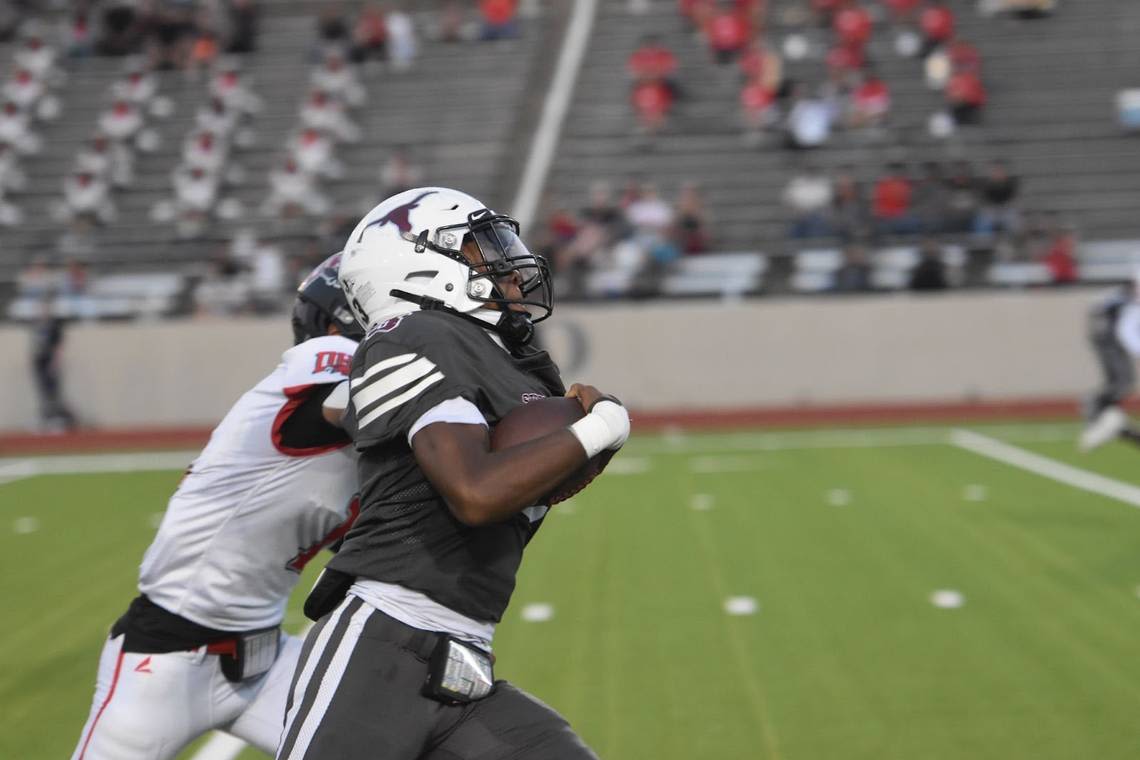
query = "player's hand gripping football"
(565, 383, 630, 457)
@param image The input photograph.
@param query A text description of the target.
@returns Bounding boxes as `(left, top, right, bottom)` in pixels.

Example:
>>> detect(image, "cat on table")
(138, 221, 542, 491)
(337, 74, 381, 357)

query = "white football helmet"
(338, 187, 552, 345)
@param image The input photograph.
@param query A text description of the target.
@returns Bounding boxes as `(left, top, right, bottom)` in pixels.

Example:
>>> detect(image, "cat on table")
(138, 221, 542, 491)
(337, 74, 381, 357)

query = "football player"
(275, 188, 629, 760)
(71, 254, 364, 760)
(1080, 272, 1140, 451)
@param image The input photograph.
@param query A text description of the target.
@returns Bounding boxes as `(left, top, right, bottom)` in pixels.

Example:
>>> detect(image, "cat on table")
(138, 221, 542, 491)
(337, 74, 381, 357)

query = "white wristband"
(568, 400, 630, 458)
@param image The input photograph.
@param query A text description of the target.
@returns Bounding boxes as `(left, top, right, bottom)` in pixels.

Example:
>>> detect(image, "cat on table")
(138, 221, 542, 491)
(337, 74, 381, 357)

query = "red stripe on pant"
(77, 647, 126, 760)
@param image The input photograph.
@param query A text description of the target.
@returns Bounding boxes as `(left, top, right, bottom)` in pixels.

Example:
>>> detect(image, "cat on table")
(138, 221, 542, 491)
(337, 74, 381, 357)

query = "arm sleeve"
(276, 384, 352, 452)
(407, 397, 488, 447)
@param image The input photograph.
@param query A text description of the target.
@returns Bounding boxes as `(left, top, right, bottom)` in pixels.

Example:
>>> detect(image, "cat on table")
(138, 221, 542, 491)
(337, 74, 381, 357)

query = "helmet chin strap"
(389, 289, 535, 348)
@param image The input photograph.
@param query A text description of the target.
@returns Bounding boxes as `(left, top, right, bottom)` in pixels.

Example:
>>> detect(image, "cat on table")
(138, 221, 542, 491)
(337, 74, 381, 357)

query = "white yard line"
(950, 429, 1140, 509)
(0, 451, 198, 488)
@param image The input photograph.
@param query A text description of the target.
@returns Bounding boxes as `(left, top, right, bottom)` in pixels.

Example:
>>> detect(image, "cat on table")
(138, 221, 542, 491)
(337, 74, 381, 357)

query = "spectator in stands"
(76, 133, 133, 188)
(98, 98, 143, 145)
(172, 165, 219, 236)
(945, 66, 986, 125)
(825, 40, 865, 81)
(290, 128, 344, 178)
(386, 7, 418, 70)
(625, 183, 675, 253)
(739, 39, 783, 94)
(973, 160, 1021, 236)
(784, 165, 834, 238)
(114, 66, 158, 109)
(0, 140, 27, 193)
(64, 7, 95, 58)
(628, 35, 678, 88)
(182, 129, 228, 176)
(3, 69, 47, 113)
(480, 0, 519, 41)
(16, 33, 60, 80)
(189, 26, 221, 78)
(1042, 225, 1078, 284)
(263, 157, 330, 218)
(0, 181, 21, 226)
(317, 4, 350, 45)
(675, 182, 710, 254)
(380, 145, 424, 197)
(833, 0, 873, 51)
(352, 4, 389, 63)
(210, 65, 262, 116)
(918, 0, 955, 58)
(0, 100, 41, 154)
(872, 163, 920, 235)
(439, 1, 465, 43)
(226, 0, 260, 54)
(97, 0, 145, 56)
(311, 50, 365, 107)
(62, 169, 115, 226)
(740, 76, 778, 142)
(909, 239, 948, 290)
(195, 97, 236, 138)
(833, 244, 873, 292)
(299, 89, 360, 142)
(194, 251, 248, 316)
(706, 5, 750, 64)
(832, 166, 867, 239)
(631, 77, 673, 137)
(784, 84, 837, 150)
(847, 69, 890, 128)
(580, 181, 627, 243)
(149, 3, 194, 70)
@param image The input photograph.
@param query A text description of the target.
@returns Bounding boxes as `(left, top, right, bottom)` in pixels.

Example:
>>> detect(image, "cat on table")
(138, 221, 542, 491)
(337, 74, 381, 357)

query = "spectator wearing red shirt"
(631, 78, 674, 136)
(919, 1, 955, 57)
(628, 35, 678, 87)
(740, 76, 777, 137)
(948, 40, 981, 72)
(1042, 228, 1078, 284)
(826, 43, 865, 78)
(848, 70, 890, 127)
(738, 40, 783, 93)
(946, 69, 986, 124)
(873, 163, 921, 234)
(833, 1, 873, 50)
(706, 8, 749, 64)
(480, 0, 519, 40)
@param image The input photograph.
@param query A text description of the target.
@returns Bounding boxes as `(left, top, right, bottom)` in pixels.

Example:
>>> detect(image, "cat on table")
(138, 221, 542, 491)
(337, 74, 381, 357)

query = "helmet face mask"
(339, 188, 553, 343)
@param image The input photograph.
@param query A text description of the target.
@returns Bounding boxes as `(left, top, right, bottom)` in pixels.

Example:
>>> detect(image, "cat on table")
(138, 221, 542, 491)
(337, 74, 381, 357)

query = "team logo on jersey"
(368, 315, 404, 335)
(521, 392, 546, 403)
(357, 191, 437, 240)
(313, 351, 352, 376)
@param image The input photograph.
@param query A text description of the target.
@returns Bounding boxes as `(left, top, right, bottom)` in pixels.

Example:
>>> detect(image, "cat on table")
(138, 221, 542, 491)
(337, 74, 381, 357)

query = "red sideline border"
(1, 396, 1118, 456)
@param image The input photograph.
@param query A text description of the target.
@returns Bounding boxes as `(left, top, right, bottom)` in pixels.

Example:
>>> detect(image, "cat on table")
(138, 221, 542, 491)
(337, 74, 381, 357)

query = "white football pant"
(71, 633, 302, 760)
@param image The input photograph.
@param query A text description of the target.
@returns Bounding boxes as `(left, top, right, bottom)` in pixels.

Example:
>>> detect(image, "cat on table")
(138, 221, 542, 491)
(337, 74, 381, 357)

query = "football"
(490, 397, 615, 505)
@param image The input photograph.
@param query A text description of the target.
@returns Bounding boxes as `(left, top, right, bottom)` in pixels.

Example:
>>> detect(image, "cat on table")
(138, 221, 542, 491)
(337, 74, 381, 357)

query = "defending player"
(276, 188, 629, 759)
(1080, 273, 1140, 451)
(71, 254, 364, 760)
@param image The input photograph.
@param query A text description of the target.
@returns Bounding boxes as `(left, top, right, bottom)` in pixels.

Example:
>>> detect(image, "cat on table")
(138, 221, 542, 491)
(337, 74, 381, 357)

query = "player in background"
(1080, 271, 1140, 451)
(276, 188, 629, 760)
(71, 254, 364, 760)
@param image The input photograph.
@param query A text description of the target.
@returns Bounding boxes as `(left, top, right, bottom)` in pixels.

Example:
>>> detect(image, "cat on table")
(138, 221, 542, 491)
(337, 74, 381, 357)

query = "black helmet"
(292, 252, 364, 344)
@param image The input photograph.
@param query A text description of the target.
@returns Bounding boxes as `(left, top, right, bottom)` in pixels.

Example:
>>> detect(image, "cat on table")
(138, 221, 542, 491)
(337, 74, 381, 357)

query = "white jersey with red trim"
(139, 334, 360, 631)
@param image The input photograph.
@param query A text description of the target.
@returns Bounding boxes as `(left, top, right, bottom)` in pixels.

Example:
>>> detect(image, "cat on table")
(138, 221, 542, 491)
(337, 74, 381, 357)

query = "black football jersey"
(328, 310, 565, 623)
(1090, 286, 1130, 341)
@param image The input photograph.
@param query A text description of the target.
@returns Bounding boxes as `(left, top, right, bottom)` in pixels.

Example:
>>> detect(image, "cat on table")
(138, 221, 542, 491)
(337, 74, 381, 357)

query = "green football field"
(4, 422, 1140, 760)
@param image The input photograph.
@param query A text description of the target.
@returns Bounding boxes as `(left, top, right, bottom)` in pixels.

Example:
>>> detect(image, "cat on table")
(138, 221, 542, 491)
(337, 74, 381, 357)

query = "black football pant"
(276, 596, 599, 760)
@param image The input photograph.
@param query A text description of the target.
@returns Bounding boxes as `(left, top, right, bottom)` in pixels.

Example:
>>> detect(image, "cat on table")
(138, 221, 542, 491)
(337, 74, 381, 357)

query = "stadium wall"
(0, 290, 1101, 432)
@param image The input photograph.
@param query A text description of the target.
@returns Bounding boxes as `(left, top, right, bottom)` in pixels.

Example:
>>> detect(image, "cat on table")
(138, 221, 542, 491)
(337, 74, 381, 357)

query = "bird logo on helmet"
(292, 252, 366, 345)
(338, 187, 553, 348)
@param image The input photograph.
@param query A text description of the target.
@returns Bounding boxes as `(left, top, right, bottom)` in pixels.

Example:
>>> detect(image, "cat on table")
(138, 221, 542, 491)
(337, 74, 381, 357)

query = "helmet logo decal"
(357, 191, 438, 241)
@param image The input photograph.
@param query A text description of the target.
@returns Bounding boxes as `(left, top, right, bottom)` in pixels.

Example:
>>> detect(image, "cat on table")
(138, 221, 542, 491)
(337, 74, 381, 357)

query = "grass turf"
(3, 423, 1140, 760)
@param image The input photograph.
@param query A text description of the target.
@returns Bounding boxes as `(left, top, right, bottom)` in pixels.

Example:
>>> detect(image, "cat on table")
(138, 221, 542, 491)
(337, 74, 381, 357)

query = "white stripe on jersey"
(352, 357, 439, 413)
(350, 353, 418, 388)
(357, 371, 445, 430)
